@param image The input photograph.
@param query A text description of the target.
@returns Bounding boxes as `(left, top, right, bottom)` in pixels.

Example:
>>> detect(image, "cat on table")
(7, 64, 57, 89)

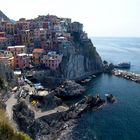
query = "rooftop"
(33, 48, 44, 53)
(48, 51, 56, 55)
(0, 32, 5, 34)
(7, 45, 26, 49)
(0, 37, 7, 40)
(17, 53, 28, 57)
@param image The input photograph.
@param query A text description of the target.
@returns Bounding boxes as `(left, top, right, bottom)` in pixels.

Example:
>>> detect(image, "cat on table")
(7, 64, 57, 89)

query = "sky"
(0, 0, 140, 37)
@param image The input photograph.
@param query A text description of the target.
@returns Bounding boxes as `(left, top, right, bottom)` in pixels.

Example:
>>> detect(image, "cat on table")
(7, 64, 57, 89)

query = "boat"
(92, 75, 96, 78)
(81, 78, 91, 83)
(115, 62, 131, 69)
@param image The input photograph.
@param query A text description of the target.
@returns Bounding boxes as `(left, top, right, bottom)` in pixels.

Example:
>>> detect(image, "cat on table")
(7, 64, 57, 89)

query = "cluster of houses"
(0, 14, 88, 70)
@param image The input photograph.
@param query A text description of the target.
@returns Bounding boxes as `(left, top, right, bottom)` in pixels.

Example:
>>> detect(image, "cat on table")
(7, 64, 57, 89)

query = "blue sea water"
(67, 37, 140, 140)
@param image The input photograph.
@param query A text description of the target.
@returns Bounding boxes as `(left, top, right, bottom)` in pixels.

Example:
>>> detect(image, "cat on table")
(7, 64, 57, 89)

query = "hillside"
(0, 109, 32, 140)
(0, 10, 11, 22)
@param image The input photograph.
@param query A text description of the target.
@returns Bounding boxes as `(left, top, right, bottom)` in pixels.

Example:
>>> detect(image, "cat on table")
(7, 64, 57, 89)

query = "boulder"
(106, 94, 116, 103)
(54, 80, 86, 98)
(65, 95, 105, 119)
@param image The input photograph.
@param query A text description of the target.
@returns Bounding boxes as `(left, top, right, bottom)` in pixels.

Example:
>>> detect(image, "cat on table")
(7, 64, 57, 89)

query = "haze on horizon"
(0, 0, 140, 37)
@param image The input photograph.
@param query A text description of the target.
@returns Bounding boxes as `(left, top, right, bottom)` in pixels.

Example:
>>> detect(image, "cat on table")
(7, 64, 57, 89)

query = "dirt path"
(6, 94, 17, 120)
(34, 106, 69, 119)
(6, 93, 68, 120)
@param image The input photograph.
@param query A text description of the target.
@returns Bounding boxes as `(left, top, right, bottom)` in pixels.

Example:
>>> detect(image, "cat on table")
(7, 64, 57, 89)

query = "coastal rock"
(65, 95, 105, 119)
(29, 93, 62, 111)
(106, 94, 116, 103)
(12, 95, 105, 140)
(103, 62, 115, 73)
(54, 80, 85, 98)
(58, 39, 103, 80)
(12, 101, 49, 139)
(13, 101, 35, 132)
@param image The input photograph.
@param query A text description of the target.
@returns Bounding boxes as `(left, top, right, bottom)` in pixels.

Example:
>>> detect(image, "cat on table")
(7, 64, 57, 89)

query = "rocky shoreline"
(113, 69, 140, 84)
(3, 71, 118, 140)
(12, 95, 105, 140)
(2, 72, 118, 140)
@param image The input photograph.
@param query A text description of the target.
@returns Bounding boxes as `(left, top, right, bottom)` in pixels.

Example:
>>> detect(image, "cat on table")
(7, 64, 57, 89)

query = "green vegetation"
(71, 31, 81, 42)
(0, 76, 4, 89)
(0, 109, 32, 140)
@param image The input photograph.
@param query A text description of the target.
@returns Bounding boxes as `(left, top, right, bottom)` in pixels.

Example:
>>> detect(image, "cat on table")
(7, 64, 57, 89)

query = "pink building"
(43, 51, 63, 70)
(14, 53, 32, 69)
(0, 32, 5, 37)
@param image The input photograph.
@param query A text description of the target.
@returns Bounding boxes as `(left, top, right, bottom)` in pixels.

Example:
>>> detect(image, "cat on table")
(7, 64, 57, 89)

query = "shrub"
(0, 109, 32, 140)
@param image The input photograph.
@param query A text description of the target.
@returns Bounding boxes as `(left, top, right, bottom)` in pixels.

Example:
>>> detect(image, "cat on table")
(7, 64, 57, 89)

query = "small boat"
(115, 62, 131, 69)
(81, 78, 91, 83)
(92, 75, 96, 78)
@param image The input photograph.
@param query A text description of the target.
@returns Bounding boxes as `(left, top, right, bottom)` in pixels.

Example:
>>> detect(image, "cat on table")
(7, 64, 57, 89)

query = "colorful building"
(32, 48, 44, 65)
(34, 28, 47, 40)
(14, 34, 22, 45)
(5, 23, 15, 35)
(0, 50, 14, 68)
(7, 45, 26, 56)
(0, 37, 8, 49)
(42, 51, 63, 70)
(14, 53, 32, 69)
(16, 18, 30, 30)
(21, 30, 33, 46)
(0, 32, 5, 37)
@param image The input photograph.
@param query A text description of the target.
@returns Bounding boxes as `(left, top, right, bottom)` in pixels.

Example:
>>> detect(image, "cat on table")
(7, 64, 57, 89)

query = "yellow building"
(7, 45, 26, 56)
(0, 50, 14, 68)
(33, 48, 44, 65)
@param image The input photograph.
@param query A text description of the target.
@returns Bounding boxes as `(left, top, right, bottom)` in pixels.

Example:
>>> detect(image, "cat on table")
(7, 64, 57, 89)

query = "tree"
(0, 76, 4, 89)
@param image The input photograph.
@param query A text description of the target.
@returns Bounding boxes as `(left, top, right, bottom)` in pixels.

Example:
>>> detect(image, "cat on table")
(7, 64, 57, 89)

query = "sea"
(63, 37, 140, 140)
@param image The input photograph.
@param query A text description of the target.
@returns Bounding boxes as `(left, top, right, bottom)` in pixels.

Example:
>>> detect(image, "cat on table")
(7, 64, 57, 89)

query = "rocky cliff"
(58, 38, 103, 80)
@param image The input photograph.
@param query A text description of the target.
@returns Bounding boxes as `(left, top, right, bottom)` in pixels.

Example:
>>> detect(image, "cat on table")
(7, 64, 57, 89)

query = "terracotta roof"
(33, 48, 44, 53)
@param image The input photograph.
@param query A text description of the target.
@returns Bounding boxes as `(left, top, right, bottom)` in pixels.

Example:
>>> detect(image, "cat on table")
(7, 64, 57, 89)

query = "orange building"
(33, 48, 44, 65)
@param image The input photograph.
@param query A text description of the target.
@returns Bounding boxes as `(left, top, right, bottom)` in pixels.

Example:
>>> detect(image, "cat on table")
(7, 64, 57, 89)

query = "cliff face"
(58, 39, 103, 80)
